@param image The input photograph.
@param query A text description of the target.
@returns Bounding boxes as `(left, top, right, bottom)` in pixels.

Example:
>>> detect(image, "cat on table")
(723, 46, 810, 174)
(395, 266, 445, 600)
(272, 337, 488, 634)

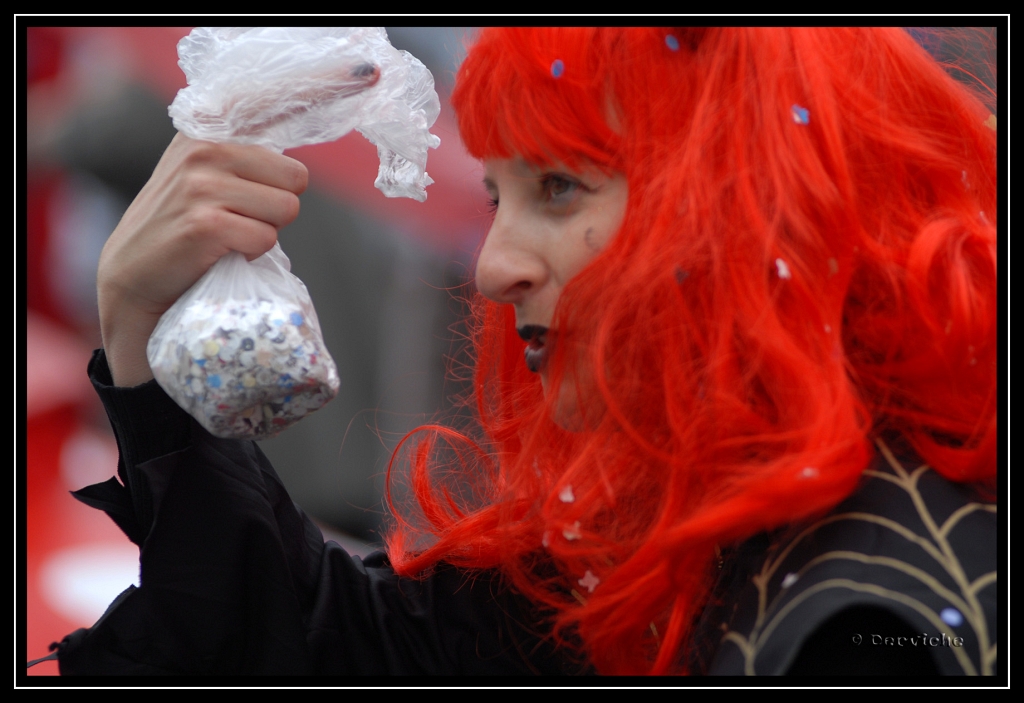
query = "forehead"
(482, 158, 541, 195)
(483, 157, 535, 181)
(483, 157, 606, 184)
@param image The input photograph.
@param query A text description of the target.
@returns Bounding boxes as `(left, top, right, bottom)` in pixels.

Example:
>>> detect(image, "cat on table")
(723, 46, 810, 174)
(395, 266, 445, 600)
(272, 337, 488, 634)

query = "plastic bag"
(168, 26, 441, 199)
(147, 247, 338, 439)
(148, 27, 440, 439)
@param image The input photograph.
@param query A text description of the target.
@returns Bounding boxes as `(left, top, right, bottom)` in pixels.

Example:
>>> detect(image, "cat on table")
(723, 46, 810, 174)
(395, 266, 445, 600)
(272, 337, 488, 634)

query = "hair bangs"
(452, 27, 622, 171)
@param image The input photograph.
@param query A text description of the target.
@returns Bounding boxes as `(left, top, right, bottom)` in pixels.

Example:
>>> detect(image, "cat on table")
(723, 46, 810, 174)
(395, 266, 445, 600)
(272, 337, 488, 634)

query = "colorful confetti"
(791, 104, 810, 125)
(149, 297, 339, 439)
(578, 570, 601, 593)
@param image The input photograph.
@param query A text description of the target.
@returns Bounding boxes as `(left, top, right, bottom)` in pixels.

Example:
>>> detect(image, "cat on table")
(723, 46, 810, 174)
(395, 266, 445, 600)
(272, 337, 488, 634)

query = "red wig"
(385, 27, 998, 675)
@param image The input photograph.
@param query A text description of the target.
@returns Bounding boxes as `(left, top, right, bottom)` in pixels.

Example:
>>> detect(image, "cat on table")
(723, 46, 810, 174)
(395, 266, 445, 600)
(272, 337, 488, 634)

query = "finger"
(164, 153, 302, 231)
(229, 147, 309, 196)
(199, 208, 280, 262)
(182, 139, 309, 195)
(214, 178, 303, 230)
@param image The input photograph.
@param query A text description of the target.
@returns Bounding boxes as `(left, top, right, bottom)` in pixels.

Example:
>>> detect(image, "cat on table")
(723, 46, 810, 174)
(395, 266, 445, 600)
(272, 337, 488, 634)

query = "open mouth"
(518, 325, 551, 373)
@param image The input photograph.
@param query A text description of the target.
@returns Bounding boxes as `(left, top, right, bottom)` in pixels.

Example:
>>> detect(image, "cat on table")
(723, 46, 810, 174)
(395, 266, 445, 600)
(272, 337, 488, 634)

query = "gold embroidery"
(720, 439, 996, 675)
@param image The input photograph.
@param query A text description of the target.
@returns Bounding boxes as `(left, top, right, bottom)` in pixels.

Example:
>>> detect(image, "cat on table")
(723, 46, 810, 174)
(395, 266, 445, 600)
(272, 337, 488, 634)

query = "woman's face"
(475, 157, 629, 405)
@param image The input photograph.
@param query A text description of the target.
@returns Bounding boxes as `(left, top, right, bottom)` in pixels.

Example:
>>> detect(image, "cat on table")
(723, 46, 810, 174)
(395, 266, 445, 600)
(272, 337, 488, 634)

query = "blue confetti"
(791, 104, 810, 125)
(290, 312, 304, 326)
(551, 59, 564, 78)
(665, 34, 680, 51)
(940, 607, 963, 627)
(195, 358, 206, 367)
(207, 374, 221, 388)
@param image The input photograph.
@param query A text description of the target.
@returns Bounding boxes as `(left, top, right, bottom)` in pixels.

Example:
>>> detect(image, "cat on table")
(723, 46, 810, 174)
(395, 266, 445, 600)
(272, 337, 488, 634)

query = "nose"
(474, 216, 547, 304)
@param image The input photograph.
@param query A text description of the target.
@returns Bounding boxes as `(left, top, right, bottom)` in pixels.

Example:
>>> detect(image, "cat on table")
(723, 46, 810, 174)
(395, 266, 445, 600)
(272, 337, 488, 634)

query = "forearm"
(98, 289, 161, 387)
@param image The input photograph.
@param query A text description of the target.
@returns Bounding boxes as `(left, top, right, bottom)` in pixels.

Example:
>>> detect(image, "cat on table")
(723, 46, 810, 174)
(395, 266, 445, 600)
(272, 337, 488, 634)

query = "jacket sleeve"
(55, 350, 580, 676)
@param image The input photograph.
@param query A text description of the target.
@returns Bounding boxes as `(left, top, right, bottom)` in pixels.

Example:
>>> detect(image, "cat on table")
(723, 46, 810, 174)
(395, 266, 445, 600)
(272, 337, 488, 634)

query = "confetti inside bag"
(148, 247, 338, 439)
(149, 27, 440, 438)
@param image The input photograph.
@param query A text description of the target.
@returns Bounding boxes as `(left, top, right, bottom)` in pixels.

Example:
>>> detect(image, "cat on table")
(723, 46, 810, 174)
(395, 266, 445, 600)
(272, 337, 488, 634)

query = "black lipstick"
(518, 325, 550, 373)
(518, 325, 548, 343)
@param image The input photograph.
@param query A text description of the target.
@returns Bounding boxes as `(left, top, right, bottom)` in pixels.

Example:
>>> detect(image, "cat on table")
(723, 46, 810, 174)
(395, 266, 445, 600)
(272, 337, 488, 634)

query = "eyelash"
(484, 173, 586, 215)
(541, 174, 582, 201)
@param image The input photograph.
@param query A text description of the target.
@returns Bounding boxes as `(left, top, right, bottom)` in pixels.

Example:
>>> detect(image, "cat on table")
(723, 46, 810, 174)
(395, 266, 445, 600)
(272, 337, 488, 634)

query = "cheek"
(554, 184, 629, 285)
(578, 207, 621, 256)
(555, 228, 603, 284)
(556, 216, 618, 283)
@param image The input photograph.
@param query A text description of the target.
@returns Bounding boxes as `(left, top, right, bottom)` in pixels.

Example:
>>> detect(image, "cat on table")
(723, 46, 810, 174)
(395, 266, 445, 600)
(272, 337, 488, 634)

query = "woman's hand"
(97, 133, 308, 387)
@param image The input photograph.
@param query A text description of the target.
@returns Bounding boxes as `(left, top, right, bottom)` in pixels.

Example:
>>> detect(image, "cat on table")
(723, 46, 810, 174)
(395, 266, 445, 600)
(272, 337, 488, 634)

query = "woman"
(53, 27, 997, 676)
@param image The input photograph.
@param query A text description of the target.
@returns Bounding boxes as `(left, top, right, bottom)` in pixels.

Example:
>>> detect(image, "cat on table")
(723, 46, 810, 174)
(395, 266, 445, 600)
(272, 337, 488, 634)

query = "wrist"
(99, 287, 163, 387)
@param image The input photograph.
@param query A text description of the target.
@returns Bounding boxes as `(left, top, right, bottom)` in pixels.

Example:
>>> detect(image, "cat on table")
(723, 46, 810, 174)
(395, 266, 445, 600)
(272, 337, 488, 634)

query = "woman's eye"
(542, 174, 581, 201)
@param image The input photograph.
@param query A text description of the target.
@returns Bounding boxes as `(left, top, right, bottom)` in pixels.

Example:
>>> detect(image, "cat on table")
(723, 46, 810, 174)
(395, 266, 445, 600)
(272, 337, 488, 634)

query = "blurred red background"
(23, 25, 487, 676)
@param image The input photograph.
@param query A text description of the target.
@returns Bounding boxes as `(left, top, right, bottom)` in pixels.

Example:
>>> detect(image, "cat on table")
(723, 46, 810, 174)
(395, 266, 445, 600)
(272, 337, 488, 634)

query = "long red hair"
(385, 27, 998, 675)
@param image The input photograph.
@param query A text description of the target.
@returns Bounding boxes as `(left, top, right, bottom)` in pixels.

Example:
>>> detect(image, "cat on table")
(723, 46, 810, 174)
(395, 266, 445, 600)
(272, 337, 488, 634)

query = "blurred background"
(23, 25, 488, 674)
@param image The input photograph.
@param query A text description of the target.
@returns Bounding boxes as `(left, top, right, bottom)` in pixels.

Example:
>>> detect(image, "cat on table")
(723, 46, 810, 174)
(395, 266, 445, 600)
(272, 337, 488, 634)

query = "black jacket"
(50, 350, 997, 677)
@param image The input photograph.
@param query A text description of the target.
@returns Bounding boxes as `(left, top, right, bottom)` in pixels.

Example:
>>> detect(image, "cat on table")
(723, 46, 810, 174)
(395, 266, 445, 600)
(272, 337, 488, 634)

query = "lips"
(518, 325, 551, 373)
